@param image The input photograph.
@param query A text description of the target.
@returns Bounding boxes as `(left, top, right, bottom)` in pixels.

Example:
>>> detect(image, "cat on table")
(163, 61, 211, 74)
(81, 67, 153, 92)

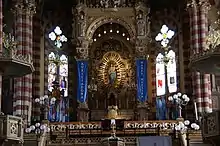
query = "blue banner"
(136, 59, 148, 102)
(77, 60, 88, 103)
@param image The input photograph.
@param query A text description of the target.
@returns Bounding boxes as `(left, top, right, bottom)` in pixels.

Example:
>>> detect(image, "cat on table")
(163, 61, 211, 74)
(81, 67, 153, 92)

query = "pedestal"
(0, 115, 24, 144)
(77, 102, 89, 122)
(136, 102, 150, 120)
(101, 135, 125, 146)
(106, 106, 118, 119)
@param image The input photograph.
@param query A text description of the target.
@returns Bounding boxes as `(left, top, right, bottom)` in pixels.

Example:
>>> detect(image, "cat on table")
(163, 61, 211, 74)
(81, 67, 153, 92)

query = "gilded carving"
(89, 38, 135, 111)
(98, 51, 128, 87)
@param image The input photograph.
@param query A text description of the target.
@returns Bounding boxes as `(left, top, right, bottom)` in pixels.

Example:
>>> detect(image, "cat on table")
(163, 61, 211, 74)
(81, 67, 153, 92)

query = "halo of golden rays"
(98, 51, 128, 87)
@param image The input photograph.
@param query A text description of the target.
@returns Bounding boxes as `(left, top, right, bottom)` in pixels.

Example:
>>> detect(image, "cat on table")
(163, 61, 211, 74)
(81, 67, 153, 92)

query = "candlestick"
(194, 101, 198, 121)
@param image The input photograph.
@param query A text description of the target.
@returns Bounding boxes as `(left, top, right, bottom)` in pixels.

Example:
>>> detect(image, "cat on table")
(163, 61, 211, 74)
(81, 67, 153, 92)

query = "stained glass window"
(155, 25, 177, 96)
(166, 50, 177, 93)
(155, 25, 177, 120)
(156, 53, 166, 96)
(155, 51, 177, 96)
(47, 26, 69, 122)
(49, 26, 67, 48)
(47, 52, 69, 122)
(155, 25, 175, 48)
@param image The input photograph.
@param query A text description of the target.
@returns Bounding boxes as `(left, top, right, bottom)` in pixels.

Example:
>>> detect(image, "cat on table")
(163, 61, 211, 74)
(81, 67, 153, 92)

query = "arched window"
(47, 26, 69, 122)
(155, 25, 177, 120)
(166, 50, 177, 93)
(156, 53, 166, 96)
(155, 24, 177, 96)
(48, 52, 68, 96)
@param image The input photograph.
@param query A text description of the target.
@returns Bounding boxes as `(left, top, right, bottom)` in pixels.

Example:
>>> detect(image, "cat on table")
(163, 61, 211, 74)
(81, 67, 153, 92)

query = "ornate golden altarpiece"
(73, 0, 151, 121)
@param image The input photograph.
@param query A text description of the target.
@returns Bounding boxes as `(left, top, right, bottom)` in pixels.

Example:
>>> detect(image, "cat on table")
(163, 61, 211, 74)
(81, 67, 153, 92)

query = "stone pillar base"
(136, 102, 150, 120)
(77, 102, 89, 122)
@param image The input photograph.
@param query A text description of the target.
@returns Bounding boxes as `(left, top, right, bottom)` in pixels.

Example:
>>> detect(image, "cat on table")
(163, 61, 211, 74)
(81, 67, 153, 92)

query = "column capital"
(76, 47, 89, 60)
(135, 37, 151, 58)
(199, 0, 211, 12)
(186, 0, 198, 11)
(12, 0, 36, 15)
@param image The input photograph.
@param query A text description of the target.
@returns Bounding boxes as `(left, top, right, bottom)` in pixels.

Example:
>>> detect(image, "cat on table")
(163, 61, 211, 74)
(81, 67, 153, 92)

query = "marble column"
(32, 9, 41, 121)
(199, 1, 212, 113)
(188, 1, 203, 114)
(188, 0, 212, 114)
(0, 0, 3, 114)
(13, 0, 35, 125)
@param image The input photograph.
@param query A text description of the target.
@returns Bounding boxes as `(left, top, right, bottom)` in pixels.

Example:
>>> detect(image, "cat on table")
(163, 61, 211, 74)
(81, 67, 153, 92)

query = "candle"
(194, 101, 198, 121)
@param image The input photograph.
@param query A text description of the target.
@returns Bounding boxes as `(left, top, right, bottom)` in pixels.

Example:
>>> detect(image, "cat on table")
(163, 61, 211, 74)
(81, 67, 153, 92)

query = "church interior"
(0, 0, 220, 145)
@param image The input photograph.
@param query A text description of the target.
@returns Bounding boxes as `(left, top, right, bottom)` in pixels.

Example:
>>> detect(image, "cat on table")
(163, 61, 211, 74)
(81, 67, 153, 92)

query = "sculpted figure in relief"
(137, 20, 145, 36)
(136, 11, 145, 36)
(78, 11, 86, 37)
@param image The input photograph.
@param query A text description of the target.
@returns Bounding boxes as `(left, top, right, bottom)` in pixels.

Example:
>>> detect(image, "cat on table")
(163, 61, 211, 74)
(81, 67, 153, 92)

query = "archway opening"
(88, 23, 136, 120)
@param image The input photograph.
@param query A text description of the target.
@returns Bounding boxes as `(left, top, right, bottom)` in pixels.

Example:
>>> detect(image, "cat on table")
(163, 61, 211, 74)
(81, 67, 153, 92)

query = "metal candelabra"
(175, 120, 200, 146)
(168, 93, 190, 118)
(35, 95, 56, 120)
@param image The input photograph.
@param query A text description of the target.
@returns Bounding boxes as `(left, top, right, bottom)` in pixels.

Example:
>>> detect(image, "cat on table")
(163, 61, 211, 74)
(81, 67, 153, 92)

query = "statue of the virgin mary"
(108, 63, 117, 85)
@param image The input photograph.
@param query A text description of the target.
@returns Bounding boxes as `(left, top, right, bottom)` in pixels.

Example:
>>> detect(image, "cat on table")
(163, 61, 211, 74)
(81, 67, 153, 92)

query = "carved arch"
(86, 17, 136, 44)
(91, 34, 135, 54)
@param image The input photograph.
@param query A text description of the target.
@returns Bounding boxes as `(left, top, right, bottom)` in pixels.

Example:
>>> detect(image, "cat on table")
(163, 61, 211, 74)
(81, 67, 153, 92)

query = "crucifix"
(111, 119, 116, 137)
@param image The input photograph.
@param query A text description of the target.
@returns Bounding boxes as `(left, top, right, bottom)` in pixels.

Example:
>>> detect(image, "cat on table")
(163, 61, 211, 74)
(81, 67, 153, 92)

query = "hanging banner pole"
(136, 59, 148, 102)
(77, 60, 88, 103)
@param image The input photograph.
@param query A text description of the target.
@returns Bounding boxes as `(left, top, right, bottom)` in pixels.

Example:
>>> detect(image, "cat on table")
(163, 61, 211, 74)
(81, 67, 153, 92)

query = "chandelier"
(48, 26, 67, 48)
(168, 93, 190, 118)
